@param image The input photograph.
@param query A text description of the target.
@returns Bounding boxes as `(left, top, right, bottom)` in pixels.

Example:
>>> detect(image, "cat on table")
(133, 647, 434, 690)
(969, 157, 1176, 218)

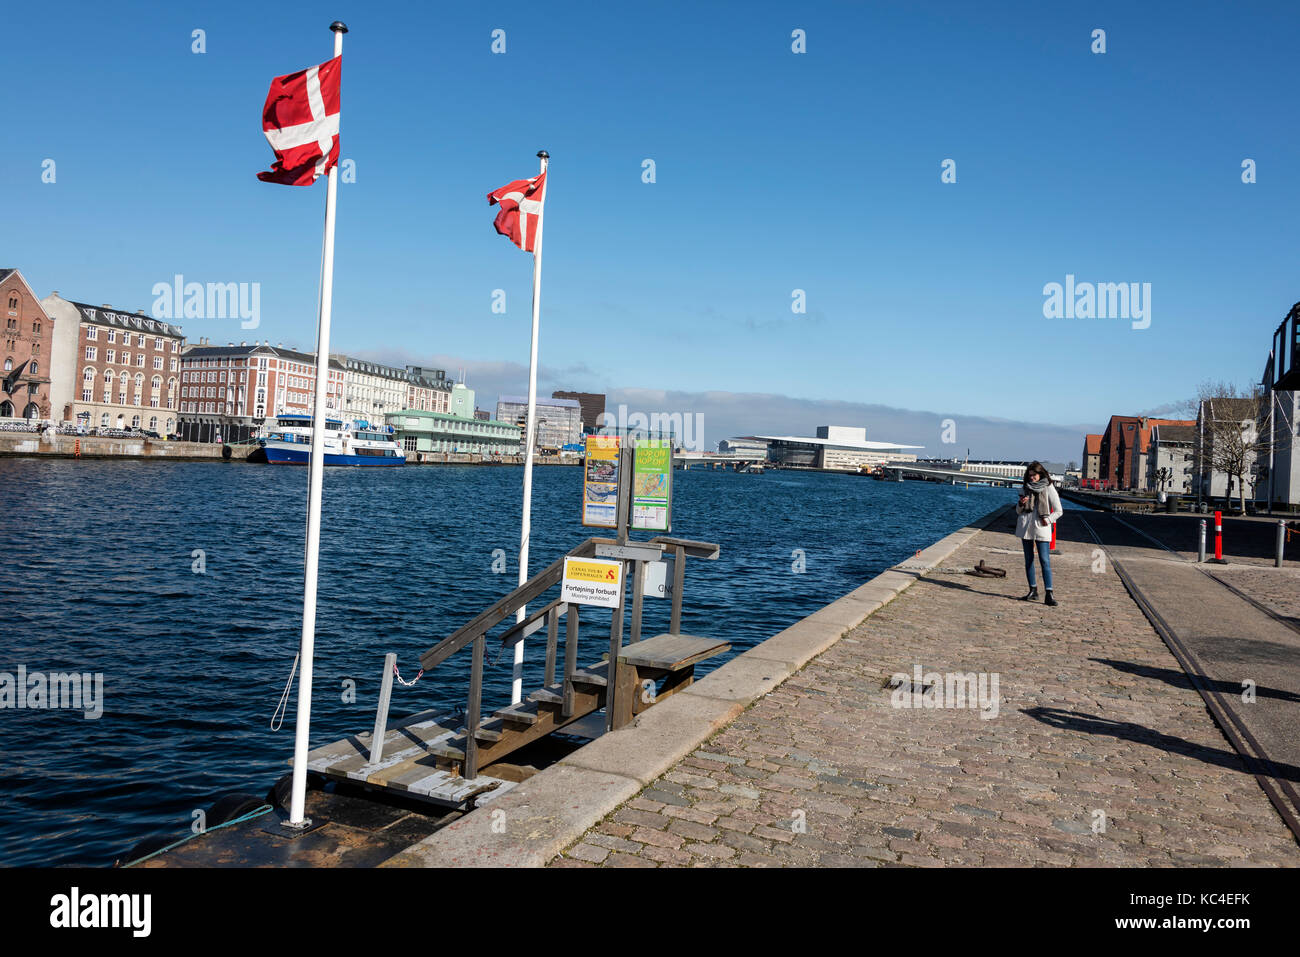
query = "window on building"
(101, 413, 109, 427)
(7, 295, 17, 310)
(154, 356, 163, 369)
(33, 321, 41, 335)
(85, 346, 97, 360)
(132, 415, 141, 428)
(136, 354, 145, 367)
(106, 329, 116, 343)
(85, 326, 98, 341)
(106, 349, 115, 363)
(30, 361, 38, 374)
(154, 338, 163, 350)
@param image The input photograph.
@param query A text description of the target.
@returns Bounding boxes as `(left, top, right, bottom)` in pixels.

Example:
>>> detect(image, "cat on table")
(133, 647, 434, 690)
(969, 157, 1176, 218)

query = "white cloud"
(353, 347, 1095, 464)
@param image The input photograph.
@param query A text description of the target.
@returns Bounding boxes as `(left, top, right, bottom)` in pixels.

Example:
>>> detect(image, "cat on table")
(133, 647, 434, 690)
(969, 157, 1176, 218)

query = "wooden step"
(528, 683, 564, 705)
(428, 738, 466, 761)
(471, 720, 503, 743)
(569, 661, 608, 688)
(495, 702, 540, 725)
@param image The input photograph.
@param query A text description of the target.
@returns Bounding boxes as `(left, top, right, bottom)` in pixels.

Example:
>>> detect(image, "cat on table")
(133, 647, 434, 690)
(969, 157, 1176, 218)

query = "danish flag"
(487, 172, 547, 252)
(257, 56, 341, 186)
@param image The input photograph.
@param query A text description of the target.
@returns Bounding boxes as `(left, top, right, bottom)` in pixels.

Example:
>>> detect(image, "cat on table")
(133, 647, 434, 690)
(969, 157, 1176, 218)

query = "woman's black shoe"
(1019, 588, 1039, 601)
(1044, 590, 1058, 606)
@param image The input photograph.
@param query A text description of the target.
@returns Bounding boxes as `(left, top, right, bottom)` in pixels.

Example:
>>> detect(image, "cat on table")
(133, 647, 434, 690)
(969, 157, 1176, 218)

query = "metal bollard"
(1198, 519, 1207, 563)
(1277, 520, 1287, 568)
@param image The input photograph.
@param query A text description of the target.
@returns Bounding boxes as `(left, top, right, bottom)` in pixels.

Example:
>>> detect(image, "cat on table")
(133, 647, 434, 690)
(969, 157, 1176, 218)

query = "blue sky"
(4, 0, 1297, 461)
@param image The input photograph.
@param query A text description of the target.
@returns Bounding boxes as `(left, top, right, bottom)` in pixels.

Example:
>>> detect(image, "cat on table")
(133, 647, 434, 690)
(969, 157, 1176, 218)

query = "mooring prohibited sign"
(560, 556, 624, 608)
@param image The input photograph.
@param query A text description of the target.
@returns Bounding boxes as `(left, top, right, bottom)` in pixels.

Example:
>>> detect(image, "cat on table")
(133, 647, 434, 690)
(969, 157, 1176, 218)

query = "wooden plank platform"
(303, 709, 518, 808)
(618, 633, 731, 671)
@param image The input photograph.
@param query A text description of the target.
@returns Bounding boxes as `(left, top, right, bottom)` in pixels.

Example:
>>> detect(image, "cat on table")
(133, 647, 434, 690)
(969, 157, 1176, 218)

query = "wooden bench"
(611, 633, 730, 728)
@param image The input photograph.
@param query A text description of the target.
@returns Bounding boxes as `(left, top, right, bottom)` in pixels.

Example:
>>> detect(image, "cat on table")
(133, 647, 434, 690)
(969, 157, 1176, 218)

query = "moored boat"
(248, 414, 405, 466)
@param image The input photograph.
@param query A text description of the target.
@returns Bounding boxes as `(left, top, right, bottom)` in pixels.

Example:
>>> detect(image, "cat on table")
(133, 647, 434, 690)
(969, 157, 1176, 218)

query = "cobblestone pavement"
(549, 513, 1300, 867)
(1206, 564, 1300, 622)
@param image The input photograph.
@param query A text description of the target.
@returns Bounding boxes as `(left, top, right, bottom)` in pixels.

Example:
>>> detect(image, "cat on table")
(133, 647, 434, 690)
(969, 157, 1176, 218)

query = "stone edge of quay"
(379, 502, 1015, 869)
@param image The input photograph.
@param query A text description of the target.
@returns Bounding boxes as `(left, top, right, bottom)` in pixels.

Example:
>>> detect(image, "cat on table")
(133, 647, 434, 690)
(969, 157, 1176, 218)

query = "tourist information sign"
(631, 438, 672, 532)
(582, 434, 620, 527)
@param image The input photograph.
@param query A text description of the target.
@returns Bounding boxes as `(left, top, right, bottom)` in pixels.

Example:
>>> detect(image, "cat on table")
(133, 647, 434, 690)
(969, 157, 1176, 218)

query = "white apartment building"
(1146, 424, 1196, 494)
(336, 355, 409, 426)
(1194, 397, 1262, 501)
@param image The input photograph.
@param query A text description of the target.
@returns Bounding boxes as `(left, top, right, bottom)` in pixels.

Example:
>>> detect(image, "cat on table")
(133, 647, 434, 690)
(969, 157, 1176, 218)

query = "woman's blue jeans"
(1022, 538, 1053, 590)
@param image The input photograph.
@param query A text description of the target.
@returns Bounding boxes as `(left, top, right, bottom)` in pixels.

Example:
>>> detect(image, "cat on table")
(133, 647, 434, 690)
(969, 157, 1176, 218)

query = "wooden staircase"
(305, 534, 726, 801)
(426, 659, 610, 775)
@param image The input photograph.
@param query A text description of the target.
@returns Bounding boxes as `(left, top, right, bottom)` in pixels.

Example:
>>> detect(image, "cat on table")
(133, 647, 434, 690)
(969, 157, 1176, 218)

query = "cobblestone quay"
(552, 509, 1300, 867)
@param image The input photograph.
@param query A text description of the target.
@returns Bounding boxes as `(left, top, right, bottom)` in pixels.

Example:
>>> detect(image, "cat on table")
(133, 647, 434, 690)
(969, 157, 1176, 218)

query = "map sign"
(631, 439, 672, 531)
(582, 435, 620, 527)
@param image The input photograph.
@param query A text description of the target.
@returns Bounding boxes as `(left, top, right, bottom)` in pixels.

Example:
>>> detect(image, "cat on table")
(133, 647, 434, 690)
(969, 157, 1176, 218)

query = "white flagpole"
(513, 149, 549, 705)
(288, 19, 347, 828)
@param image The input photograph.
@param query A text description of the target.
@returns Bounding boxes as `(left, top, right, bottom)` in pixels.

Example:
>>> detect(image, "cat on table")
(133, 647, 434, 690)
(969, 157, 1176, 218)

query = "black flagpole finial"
(330, 21, 349, 33)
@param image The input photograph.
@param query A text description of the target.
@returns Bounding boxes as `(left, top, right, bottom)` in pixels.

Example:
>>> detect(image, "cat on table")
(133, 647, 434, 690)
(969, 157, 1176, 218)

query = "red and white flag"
(257, 56, 341, 186)
(487, 172, 547, 252)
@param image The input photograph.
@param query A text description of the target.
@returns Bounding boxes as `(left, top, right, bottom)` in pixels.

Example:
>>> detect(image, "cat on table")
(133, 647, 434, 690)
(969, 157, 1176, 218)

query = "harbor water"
(0, 459, 1012, 866)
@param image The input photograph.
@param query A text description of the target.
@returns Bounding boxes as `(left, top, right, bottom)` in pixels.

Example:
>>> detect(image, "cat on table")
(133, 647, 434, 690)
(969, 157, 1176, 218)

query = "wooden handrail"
(419, 538, 599, 670)
(650, 536, 721, 559)
(496, 597, 569, 651)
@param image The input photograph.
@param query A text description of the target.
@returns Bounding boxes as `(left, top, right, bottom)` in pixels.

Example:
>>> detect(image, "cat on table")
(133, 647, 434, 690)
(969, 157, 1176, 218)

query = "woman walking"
(1017, 462, 1063, 605)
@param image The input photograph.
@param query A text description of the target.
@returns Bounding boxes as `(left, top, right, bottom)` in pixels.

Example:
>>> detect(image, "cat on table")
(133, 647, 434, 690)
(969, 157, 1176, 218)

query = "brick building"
(41, 292, 184, 432)
(1099, 414, 1196, 490)
(177, 339, 344, 442)
(1, 269, 55, 420)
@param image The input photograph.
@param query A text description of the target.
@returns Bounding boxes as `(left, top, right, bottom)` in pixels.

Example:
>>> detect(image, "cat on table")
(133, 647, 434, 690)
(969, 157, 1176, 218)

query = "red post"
(1214, 510, 1223, 561)
(1049, 522, 1058, 553)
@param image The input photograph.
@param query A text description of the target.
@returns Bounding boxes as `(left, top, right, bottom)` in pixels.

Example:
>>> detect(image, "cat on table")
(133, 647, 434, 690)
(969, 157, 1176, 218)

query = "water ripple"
(0, 459, 1009, 865)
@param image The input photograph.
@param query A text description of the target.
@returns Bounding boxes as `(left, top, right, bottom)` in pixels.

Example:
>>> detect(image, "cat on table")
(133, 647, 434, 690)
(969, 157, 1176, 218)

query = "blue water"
(0, 459, 1010, 866)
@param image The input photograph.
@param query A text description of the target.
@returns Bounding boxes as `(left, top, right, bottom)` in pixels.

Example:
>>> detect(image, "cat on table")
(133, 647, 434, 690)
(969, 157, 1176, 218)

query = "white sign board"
(641, 557, 675, 600)
(560, 557, 624, 609)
